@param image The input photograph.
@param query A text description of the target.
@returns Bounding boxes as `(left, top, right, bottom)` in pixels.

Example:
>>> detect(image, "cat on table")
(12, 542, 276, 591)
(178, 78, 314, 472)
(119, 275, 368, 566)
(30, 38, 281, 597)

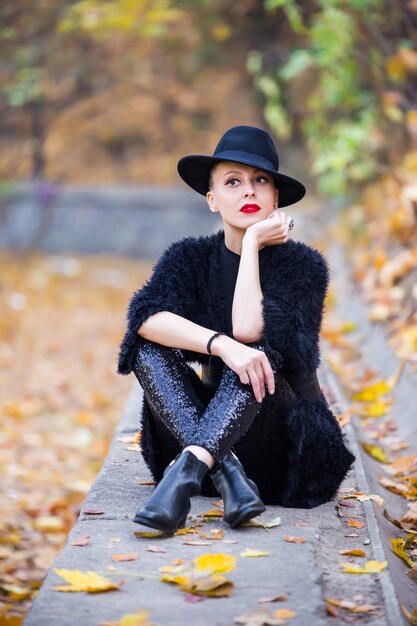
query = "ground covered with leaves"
(0, 251, 152, 622)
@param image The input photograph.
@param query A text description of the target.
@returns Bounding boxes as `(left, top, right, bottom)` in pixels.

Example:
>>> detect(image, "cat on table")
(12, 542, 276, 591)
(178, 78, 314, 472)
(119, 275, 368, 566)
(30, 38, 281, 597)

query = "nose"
(243, 181, 256, 197)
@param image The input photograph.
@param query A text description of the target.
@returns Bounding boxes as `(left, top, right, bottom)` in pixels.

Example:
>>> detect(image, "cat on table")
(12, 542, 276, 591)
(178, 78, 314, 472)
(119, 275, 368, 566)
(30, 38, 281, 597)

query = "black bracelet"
(207, 332, 226, 355)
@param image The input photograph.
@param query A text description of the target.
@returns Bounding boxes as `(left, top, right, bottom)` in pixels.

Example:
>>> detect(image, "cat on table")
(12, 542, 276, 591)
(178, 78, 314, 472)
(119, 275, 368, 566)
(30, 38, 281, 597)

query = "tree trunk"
(28, 100, 45, 179)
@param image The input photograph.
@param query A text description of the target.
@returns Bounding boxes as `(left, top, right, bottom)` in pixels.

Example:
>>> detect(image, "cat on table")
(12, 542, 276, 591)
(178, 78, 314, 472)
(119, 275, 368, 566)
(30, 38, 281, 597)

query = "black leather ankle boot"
(210, 450, 266, 528)
(133, 450, 208, 533)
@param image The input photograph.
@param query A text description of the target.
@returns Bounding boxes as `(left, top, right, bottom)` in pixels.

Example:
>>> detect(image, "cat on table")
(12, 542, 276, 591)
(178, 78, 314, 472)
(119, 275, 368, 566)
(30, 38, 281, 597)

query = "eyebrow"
(222, 169, 267, 177)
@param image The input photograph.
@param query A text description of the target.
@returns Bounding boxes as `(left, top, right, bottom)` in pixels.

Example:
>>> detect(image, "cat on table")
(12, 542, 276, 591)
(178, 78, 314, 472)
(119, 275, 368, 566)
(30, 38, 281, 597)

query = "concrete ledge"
(24, 366, 404, 626)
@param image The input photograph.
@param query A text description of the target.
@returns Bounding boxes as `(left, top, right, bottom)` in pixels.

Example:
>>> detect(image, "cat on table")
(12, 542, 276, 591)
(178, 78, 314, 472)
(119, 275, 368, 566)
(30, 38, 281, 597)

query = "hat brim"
(177, 155, 306, 208)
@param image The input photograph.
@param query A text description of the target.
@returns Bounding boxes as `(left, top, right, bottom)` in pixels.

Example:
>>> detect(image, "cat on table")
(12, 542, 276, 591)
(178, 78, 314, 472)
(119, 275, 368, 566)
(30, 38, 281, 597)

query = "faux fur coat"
(118, 229, 355, 508)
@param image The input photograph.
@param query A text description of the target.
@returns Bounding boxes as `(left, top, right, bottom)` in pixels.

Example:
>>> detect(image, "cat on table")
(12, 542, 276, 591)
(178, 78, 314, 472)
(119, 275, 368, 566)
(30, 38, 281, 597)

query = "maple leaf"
(193, 553, 236, 574)
(53, 569, 121, 592)
(340, 560, 388, 574)
(160, 553, 236, 598)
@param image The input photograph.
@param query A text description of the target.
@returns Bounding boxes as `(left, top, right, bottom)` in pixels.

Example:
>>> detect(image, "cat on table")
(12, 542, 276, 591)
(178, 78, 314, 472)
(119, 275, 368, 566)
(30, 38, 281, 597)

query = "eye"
(225, 177, 239, 186)
(256, 175, 269, 183)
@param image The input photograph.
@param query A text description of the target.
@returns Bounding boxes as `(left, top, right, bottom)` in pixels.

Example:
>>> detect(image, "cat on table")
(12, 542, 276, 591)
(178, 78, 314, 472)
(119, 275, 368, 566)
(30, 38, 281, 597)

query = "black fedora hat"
(177, 125, 306, 207)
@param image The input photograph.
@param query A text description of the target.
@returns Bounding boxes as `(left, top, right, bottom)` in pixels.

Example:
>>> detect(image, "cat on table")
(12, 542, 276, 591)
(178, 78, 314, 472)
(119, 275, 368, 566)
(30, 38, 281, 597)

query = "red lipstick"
(240, 204, 261, 213)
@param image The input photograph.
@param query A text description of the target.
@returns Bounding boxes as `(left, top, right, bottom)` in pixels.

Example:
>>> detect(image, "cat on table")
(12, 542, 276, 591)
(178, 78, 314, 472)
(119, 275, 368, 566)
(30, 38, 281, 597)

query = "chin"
(239, 212, 266, 225)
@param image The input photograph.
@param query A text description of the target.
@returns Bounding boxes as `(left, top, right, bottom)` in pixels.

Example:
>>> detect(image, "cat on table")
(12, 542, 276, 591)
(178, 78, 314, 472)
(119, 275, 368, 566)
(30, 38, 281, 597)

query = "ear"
(206, 191, 217, 213)
(274, 188, 279, 207)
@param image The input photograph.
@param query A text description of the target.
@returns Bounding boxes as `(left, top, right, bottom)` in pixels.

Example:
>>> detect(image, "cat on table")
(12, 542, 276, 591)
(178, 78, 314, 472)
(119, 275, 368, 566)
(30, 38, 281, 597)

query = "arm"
(232, 210, 292, 343)
(138, 311, 275, 403)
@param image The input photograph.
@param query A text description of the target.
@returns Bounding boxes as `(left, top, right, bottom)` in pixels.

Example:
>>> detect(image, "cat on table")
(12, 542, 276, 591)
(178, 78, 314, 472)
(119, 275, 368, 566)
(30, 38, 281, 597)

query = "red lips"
(240, 204, 261, 213)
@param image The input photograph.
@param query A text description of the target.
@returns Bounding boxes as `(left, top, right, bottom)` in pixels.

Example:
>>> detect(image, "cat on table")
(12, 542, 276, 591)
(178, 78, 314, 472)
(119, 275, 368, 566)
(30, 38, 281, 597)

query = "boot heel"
(177, 515, 188, 529)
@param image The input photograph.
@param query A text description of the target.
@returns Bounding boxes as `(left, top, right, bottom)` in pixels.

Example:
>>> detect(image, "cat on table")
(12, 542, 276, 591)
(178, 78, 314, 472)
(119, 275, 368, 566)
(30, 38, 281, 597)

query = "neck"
(223, 225, 245, 255)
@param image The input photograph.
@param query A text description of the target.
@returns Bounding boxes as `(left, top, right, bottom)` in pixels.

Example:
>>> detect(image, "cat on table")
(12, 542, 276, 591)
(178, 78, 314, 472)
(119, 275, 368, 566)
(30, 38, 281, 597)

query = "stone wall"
(0, 183, 221, 258)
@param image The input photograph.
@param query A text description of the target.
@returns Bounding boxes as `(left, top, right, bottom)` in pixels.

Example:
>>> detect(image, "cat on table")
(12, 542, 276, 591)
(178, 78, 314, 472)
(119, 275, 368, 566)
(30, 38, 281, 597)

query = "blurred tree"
(2, 0, 416, 198)
(247, 0, 417, 198)
(0, 1, 121, 179)
(0, 0, 273, 183)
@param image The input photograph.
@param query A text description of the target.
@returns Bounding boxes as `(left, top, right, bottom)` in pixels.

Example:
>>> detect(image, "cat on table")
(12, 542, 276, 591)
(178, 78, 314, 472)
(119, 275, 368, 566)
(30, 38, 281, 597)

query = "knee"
(133, 338, 169, 376)
(133, 338, 187, 379)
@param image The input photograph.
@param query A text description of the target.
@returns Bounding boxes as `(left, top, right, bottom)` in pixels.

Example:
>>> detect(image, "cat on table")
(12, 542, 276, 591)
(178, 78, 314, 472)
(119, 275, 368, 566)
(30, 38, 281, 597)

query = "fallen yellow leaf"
(193, 553, 236, 574)
(340, 560, 388, 574)
(111, 553, 138, 562)
(339, 549, 366, 557)
(100, 608, 152, 626)
(181, 575, 233, 598)
(242, 516, 281, 529)
(390, 537, 414, 567)
(361, 443, 390, 464)
(1, 584, 33, 601)
(200, 510, 224, 518)
(274, 609, 297, 618)
(160, 554, 235, 598)
(240, 549, 271, 557)
(355, 494, 384, 506)
(53, 569, 121, 592)
(378, 476, 410, 496)
(347, 520, 365, 528)
(389, 454, 417, 476)
(354, 400, 392, 418)
(174, 527, 198, 536)
(325, 597, 380, 612)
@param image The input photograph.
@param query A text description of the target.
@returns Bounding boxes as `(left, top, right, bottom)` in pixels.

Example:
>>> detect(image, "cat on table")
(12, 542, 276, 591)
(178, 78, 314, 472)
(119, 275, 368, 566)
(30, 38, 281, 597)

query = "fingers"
(268, 211, 292, 234)
(237, 351, 275, 403)
(263, 359, 275, 395)
(248, 361, 265, 403)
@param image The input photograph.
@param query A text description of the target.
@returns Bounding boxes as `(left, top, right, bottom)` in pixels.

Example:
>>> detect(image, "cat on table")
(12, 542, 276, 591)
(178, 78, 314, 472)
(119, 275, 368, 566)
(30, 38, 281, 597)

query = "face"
(206, 161, 279, 232)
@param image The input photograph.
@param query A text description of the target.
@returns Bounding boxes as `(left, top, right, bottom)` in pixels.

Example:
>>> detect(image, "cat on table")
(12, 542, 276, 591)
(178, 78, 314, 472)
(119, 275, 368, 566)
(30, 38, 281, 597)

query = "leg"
(133, 340, 208, 449)
(132, 339, 279, 531)
(132, 340, 215, 532)
(190, 342, 282, 461)
(193, 343, 281, 526)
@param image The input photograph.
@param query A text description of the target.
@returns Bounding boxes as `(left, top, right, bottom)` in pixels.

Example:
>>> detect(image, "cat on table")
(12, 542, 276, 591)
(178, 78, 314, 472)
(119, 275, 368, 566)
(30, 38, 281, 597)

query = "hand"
(211, 335, 275, 403)
(244, 210, 293, 249)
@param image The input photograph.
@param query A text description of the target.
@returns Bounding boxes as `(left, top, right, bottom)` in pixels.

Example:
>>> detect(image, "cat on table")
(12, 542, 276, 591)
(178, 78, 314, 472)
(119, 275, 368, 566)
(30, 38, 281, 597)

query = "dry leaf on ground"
(53, 569, 121, 592)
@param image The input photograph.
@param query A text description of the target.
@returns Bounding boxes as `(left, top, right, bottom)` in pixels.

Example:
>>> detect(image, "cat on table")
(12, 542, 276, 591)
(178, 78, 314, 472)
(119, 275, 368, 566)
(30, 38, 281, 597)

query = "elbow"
(136, 310, 169, 339)
(136, 317, 154, 339)
(137, 324, 148, 339)
(233, 324, 263, 345)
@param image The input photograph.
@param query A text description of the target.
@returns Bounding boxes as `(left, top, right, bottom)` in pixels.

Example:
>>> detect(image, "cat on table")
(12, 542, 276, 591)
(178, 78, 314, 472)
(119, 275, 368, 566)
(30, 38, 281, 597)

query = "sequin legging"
(132, 339, 282, 462)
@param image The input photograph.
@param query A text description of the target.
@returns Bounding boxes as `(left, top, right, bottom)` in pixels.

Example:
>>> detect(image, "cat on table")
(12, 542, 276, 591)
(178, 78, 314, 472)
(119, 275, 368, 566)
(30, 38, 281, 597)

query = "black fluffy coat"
(118, 229, 355, 508)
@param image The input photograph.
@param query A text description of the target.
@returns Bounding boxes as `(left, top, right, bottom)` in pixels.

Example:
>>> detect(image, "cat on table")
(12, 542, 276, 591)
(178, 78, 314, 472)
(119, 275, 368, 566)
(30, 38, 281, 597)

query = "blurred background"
(1, 1, 417, 622)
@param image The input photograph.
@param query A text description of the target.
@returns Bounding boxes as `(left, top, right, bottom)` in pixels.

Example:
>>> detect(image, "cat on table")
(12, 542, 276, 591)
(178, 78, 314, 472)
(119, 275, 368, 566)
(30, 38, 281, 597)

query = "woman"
(118, 125, 355, 533)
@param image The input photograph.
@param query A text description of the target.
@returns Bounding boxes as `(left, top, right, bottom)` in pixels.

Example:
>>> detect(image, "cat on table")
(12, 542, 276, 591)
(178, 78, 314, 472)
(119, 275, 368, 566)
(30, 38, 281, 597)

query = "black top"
(203, 239, 273, 390)
(220, 239, 272, 337)
(218, 239, 321, 402)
